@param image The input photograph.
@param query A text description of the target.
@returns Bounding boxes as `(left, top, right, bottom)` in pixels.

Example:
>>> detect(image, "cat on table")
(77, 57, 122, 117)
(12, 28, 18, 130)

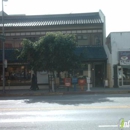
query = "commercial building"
(105, 32, 130, 87)
(0, 10, 107, 87)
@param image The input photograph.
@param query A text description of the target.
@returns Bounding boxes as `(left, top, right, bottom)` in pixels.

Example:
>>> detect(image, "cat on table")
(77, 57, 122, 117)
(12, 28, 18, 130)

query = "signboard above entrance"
(119, 51, 130, 65)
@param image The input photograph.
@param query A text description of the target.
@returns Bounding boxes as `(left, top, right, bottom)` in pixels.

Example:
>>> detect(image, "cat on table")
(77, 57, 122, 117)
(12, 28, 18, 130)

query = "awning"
(0, 46, 107, 63)
(75, 46, 107, 61)
(0, 49, 21, 63)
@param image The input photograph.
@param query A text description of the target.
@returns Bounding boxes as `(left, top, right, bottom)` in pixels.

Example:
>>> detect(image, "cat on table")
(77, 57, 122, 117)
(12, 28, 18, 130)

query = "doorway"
(94, 64, 104, 87)
(118, 66, 130, 87)
(122, 67, 130, 86)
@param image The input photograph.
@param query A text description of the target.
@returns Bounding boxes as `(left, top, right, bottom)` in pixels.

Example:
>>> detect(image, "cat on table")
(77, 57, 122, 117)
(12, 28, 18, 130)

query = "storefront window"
(123, 67, 130, 85)
(6, 65, 31, 83)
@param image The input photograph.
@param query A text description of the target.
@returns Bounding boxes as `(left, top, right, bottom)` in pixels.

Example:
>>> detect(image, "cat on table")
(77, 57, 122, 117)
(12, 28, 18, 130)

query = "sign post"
(48, 74, 55, 92)
(86, 77, 91, 91)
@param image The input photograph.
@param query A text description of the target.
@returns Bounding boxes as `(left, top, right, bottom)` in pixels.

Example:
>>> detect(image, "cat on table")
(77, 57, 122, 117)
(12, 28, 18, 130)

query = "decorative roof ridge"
(1, 11, 100, 20)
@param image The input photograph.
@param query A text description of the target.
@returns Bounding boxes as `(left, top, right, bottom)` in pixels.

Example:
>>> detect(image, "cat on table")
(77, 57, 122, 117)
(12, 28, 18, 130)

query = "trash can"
(104, 79, 108, 87)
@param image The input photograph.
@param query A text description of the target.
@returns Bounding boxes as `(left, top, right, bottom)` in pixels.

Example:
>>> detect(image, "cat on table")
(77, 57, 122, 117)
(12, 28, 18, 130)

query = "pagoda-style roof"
(0, 11, 103, 27)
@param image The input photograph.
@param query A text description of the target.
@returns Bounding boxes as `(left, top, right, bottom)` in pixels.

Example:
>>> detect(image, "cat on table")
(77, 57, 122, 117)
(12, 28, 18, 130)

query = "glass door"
(122, 67, 130, 86)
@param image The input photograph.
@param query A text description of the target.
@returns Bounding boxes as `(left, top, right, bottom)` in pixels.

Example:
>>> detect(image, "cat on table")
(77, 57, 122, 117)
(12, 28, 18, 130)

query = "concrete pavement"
(0, 84, 130, 97)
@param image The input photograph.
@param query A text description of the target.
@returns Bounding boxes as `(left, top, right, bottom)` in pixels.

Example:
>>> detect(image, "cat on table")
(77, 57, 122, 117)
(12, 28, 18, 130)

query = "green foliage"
(17, 39, 42, 72)
(18, 32, 81, 74)
(39, 32, 81, 73)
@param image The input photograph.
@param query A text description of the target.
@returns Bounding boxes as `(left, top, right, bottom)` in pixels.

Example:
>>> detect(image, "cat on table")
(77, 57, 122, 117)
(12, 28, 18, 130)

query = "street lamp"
(1, 0, 8, 93)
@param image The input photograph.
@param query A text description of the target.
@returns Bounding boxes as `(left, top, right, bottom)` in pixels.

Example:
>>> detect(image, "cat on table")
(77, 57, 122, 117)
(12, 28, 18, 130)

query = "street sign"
(0, 35, 5, 41)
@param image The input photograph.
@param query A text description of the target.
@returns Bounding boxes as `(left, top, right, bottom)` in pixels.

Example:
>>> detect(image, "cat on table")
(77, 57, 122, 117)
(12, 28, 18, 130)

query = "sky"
(1, 0, 130, 36)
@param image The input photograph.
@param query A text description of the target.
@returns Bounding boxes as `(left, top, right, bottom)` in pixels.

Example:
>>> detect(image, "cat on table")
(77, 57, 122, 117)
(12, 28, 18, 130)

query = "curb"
(0, 91, 129, 97)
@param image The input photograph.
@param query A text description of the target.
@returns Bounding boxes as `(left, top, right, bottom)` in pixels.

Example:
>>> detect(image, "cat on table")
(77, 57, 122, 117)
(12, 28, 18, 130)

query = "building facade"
(105, 32, 130, 87)
(0, 10, 107, 87)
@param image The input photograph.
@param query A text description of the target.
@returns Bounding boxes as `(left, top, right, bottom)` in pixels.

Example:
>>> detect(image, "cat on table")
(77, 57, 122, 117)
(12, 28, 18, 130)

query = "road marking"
(98, 125, 118, 128)
(0, 118, 67, 123)
(0, 105, 130, 111)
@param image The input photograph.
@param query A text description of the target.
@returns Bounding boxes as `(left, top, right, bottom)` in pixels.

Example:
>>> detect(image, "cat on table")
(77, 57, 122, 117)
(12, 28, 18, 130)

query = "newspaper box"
(64, 78, 71, 87)
(72, 78, 78, 84)
(78, 79, 86, 86)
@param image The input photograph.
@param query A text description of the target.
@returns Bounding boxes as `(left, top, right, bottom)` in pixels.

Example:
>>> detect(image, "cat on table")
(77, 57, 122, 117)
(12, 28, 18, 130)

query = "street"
(0, 94, 130, 130)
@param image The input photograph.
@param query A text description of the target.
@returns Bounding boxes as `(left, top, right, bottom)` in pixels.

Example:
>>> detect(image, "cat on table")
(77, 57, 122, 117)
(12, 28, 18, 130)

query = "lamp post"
(1, 0, 8, 93)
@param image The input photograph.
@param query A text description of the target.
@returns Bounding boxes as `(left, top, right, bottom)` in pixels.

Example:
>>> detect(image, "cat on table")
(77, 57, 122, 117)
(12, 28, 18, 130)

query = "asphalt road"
(0, 94, 130, 130)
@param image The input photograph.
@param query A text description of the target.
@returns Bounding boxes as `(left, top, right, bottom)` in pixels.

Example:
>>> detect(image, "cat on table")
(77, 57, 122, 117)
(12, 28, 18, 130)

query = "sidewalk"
(0, 85, 130, 97)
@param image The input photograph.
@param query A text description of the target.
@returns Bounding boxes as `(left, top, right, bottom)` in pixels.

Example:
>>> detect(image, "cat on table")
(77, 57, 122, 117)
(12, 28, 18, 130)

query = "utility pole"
(1, 0, 8, 93)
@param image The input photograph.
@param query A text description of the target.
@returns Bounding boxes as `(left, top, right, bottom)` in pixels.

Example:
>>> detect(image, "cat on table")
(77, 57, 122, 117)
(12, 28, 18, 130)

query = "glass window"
(97, 30, 102, 32)
(21, 32, 25, 35)
(36, 32, 41, 35)
(31, 32, 35, 35)
(93, 30, 97, 33)
(72, 30, 76, 34)
(66, 31, 71, 34)
(91, 33, 102, 45)
(10, 33, 15, 36)
(77, 35, 82, 40)
(6, 65, 31, 83)
(81, 30, 87, 33)
(77, 34, 90, 46)
(83, 35, 87, 40)
(41, 32, 45, 35)
(77, 30, 82, 33)
(5, 33, 10, 36)
(87, 30, 92, 33)
(16, 33, 20, 36)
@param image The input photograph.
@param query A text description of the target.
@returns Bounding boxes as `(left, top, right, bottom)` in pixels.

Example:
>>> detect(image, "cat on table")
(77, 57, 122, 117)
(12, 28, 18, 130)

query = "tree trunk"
(57, 71, 60, 87)
(57, 71, 60, 78)
(52, 71, 55, 92)
(30, 71, 39, 90)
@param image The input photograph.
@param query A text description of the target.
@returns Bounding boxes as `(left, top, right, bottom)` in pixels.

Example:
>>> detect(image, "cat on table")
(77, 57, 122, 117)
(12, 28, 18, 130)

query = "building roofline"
(1, 11, 100, 19)
(0, 11, 104, 27)
(107, 31, 130, 37)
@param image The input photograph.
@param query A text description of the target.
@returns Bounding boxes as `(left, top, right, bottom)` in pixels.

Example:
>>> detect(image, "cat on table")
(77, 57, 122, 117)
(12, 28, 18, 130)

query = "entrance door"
(117, 66, 130, 87)
(95, 64, 104, 87)
(122, 67, 130, 86)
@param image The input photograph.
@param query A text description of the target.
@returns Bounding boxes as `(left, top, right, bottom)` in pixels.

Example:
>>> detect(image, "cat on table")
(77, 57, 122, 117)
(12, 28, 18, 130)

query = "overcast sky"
(1, 0, 130, 35)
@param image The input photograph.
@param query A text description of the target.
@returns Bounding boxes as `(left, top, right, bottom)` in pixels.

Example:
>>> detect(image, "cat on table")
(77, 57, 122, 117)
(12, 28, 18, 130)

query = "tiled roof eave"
(0, 22, 103, 27)
(0, 18, 103, 27)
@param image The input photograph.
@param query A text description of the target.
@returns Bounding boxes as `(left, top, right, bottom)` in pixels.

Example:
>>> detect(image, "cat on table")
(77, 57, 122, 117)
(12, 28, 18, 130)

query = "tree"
(17, 39, 42, 90)
(39, 32, 81, 77)
(18, 32, 81, 91)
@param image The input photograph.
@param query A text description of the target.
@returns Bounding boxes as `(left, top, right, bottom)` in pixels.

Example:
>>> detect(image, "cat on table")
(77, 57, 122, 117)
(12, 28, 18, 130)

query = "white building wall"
(111, 32, 130, 66)
(37, 71, 48, 84)
(106, 32, 130, 87)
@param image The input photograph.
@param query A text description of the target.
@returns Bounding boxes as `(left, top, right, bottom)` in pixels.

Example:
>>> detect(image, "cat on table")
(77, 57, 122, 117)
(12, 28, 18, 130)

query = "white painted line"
(98, 125, 118, 128)
(0, 118, 74, 123)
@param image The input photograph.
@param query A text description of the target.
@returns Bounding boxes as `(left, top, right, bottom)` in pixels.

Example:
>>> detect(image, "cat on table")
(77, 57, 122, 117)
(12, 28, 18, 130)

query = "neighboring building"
(105, 32, 130, 87)
(0, 10, 107, 87)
